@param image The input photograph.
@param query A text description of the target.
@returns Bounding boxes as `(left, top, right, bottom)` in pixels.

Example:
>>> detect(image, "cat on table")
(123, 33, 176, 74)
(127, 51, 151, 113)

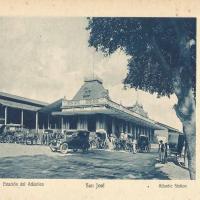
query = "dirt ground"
(155, 162, 190, 180)
(0, 143, 190, 179)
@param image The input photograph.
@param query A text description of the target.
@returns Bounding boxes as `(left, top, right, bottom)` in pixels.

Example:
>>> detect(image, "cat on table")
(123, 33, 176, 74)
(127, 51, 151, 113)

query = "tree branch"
(151, 36, 170, 71)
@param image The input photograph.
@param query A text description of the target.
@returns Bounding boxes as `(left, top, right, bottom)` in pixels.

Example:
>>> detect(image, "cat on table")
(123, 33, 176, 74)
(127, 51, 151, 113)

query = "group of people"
(158, 140, 168, 164)
(107, 133, 137, 153)
(40, 133, 51, 145)
(40, 132, 62, 145)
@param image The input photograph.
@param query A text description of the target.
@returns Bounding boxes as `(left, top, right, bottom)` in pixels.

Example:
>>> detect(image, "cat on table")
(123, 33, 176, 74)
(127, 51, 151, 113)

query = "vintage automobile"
(49, 129, 90, 154)
(137, 135, 150, 153)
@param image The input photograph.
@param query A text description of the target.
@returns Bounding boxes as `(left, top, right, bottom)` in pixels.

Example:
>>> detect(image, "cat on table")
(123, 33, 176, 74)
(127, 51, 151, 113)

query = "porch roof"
(0, 99, 41, 111)
(0, 91, 48, 107)
(53, 98, 164, 130)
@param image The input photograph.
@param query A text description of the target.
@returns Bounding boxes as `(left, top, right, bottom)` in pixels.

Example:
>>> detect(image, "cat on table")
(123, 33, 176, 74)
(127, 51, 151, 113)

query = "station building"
(0, 92, 48, 130)
(0, 76, 181, 142)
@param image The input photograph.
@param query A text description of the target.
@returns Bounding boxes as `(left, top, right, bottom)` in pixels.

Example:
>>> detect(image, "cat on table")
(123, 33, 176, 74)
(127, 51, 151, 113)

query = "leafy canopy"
(87, 18, 196, 97)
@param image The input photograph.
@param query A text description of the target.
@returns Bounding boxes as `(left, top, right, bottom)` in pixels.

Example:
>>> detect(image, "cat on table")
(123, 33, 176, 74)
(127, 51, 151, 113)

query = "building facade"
(39, 76, 164, 141)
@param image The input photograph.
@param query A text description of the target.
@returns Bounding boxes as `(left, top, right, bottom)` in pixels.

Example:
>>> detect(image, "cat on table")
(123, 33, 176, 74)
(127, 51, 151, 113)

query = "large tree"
(87, 17, 196, 179)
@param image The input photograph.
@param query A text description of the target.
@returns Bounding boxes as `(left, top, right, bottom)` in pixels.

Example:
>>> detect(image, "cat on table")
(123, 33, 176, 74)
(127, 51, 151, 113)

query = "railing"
(62, 98, 107, 107)
(61, 97, 157, 126)
(106, 100, 155, 124)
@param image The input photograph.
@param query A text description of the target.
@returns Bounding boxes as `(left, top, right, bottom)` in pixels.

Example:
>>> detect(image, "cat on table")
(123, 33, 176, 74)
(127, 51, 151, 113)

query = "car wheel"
(60, 143, 68, 154)
(49, 143, 57, 152)
(82, 147, 89, 153)
(73, 149, 78, 152)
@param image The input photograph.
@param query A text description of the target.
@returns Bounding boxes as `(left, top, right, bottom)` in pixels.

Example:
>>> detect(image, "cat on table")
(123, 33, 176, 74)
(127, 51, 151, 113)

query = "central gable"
(72, 76, 109, 100)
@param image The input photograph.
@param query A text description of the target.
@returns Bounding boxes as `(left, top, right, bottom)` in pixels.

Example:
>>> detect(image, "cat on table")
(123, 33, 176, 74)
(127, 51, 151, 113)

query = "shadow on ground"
(0, 150, 170, 179)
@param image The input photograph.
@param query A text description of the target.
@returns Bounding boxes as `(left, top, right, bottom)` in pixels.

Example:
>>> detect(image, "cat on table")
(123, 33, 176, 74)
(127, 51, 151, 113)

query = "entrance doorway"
(88, 115, 96, 132)
(69, 116, 77, 129)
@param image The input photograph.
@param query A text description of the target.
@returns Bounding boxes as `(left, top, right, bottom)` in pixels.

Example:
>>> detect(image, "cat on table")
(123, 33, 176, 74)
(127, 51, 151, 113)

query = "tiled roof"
(72, 78, 109, 100)
(39, 98, 63, 113)
(127, 101, 148, 118)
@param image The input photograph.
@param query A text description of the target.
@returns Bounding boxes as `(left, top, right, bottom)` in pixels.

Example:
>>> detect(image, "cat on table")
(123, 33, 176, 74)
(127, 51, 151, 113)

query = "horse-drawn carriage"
(89, 129, 109, 149)
(137, 135, 150, 153)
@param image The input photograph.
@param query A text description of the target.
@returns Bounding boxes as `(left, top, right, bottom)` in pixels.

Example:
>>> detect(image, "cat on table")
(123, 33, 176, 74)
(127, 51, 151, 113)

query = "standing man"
(132, 139, 137, 154)
(164, 142, 168, 163)
(158, 140, 165, 163)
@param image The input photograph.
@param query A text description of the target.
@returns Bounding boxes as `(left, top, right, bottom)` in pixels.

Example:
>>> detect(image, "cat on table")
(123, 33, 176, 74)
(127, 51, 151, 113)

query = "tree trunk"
(183, 116, 195, 179)
(174, 86, 196, 179)
(172, 32, 196, 179)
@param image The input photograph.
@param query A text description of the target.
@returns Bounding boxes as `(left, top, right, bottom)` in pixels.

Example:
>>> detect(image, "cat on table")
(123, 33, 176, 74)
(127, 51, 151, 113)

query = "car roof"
(6, 124, 23, 127)
(139, 134, 148, 138)
(65, 129, 89, 133)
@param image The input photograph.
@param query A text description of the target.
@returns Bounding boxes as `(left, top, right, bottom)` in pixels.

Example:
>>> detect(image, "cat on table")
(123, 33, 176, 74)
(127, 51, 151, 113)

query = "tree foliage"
(87, 18, 196, 98)
(87, 17, 196, 179)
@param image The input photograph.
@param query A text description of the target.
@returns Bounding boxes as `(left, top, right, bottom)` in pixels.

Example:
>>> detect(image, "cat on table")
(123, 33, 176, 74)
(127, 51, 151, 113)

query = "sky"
(0, 17, 182, 131)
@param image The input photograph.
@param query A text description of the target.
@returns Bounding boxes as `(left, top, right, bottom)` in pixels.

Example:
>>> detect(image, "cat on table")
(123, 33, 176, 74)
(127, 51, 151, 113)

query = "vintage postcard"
(0, 0, 199, 199)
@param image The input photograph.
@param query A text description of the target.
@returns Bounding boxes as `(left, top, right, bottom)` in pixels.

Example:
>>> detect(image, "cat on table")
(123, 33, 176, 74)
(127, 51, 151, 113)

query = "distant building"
(127, 101, 149, 118)
(0, 75, 181, 142)
(155, 122, 183, 144)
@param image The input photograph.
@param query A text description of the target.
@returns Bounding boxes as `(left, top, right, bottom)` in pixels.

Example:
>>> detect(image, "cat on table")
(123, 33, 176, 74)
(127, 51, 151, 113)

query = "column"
(4, 106, 7, 125)
(125, 122, 128, 133)
(132, 125, 135, 139)
(102, 115, 106, 130)
(96, 116, 100, 130)
(144, 127, 146, 136)
(35, 112, 38, 133)
(139, 126, 141, 136)
(119, 121, 123, 133)
(84, 116, 88, 130)
(136, 126, 138, 139)
(61, 116, 64, 133)
(111, 118, 115, 134)
(149, 128, 151, 141)
(21, 109, 24, 126)
(77, 116, 80, 129)
(65, 118, 69, 130)
(151, 129, 154, 142)
(130, 124, 133, 135)
(63, 118, 66, 129)
(42, 123, 45, 133)
(47, 115, 50, 129)
(134, 126, 137, 139)
(140, 127, 143, 135)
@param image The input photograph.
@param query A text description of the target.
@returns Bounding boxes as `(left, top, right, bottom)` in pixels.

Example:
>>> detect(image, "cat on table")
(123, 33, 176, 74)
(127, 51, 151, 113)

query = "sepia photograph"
(0, 16, 196, 181)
